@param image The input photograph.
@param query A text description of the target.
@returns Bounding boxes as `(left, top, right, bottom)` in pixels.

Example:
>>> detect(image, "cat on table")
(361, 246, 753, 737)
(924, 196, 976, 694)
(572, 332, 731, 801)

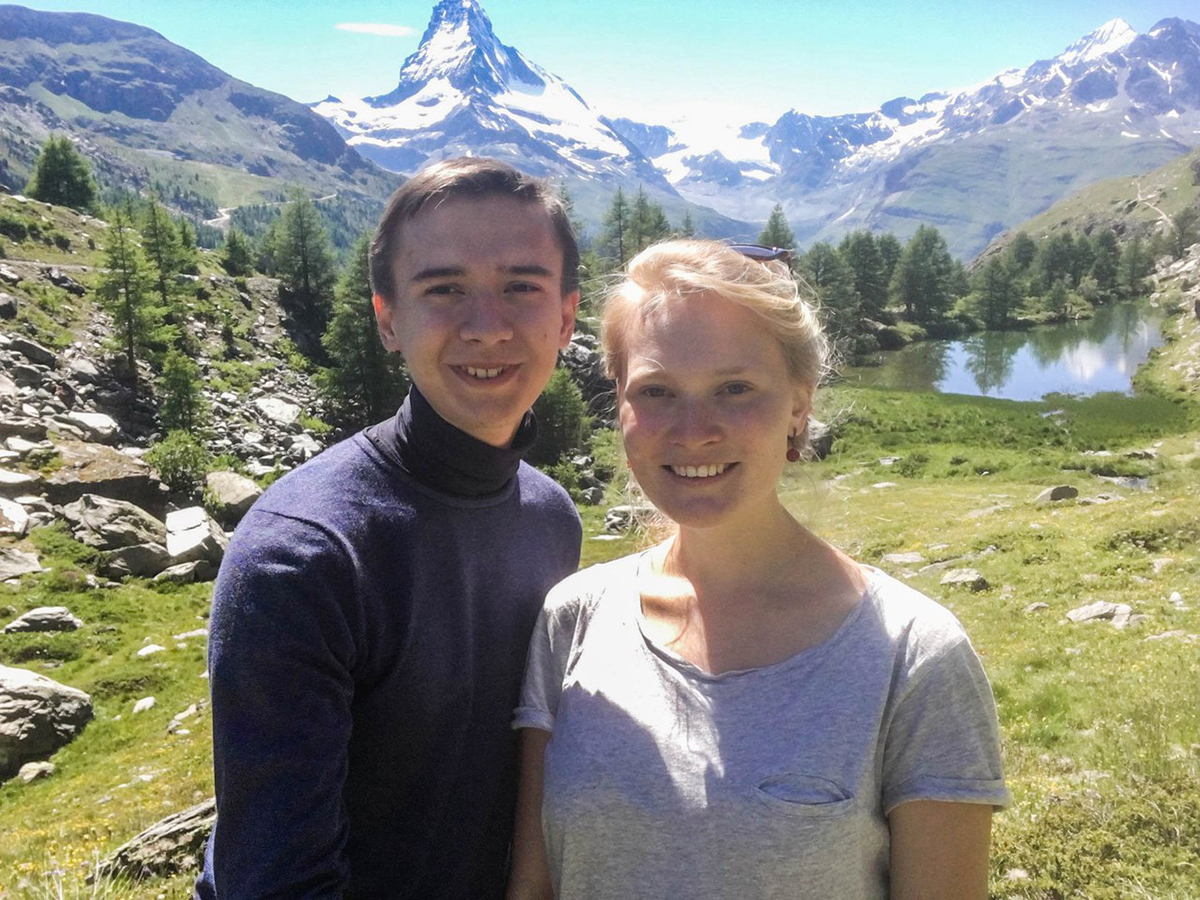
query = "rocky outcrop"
(62, 494, 167, 550)
(96, 797, 215, 881)
(0, 664, 93, 781)
(204, 471, 261, 525)
(45, 441, 167, 518)
(165, 506, 227, 567)
(3, 606, 82, 632)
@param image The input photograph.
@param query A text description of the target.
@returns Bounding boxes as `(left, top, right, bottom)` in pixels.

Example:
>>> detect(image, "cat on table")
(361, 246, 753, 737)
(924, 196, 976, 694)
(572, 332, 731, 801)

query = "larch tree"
(26, 135, 96, 211)
(320, 235, 409, 430)
(221, 227, 254, 276)
(141, 198, 183, 313)
(758, 204, 796, 250)
(890, 225, 956, 323)
(157, 349, 208, 432)
(839, 231, 888, 319)
(276, 192, 336, 335)
(97, 205, 173, 387)
(599, 188, 630, 266)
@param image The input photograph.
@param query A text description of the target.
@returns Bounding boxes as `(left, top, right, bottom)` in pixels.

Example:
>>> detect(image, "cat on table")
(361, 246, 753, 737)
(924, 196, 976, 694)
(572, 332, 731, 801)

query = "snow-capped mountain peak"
(311, 0, 671, 192)
(1058, 18, 1136, 67)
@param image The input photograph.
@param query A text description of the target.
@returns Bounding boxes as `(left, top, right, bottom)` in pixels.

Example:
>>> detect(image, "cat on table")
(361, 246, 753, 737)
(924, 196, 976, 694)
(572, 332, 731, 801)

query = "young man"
(195, 158, 583, 899)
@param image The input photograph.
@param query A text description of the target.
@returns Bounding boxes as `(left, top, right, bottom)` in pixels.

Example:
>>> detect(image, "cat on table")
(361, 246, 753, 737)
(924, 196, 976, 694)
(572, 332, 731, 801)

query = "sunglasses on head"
(729, 243, 794, 263)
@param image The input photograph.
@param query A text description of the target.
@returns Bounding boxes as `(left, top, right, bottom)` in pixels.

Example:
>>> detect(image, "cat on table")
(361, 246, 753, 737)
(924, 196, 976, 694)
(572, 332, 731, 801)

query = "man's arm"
(506, 728, 554, 900)
(889, 800, 993, 900)
(204, 511, 358, 899)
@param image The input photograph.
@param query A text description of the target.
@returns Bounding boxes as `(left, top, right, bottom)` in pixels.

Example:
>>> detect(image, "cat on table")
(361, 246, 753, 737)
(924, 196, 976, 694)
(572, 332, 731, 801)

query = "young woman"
(508, 240, 1007, 900)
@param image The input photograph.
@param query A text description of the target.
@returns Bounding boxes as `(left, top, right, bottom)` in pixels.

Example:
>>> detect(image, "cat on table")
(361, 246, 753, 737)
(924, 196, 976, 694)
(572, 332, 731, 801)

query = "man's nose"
(459, 292, 514, 344)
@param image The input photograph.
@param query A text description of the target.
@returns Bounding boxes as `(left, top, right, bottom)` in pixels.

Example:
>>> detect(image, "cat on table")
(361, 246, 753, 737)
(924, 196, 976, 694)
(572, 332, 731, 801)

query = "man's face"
(373, 195, 579, 447)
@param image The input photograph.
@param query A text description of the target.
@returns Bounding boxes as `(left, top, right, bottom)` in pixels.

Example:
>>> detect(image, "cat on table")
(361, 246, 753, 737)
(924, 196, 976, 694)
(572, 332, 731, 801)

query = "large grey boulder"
(102, 542, 172, 579)
(96, 796, 215, 881)
(45, 442, 167, 519)
(253, 397, 301, 426)
(940, 568, 990, 591)
(0, 468, 41, 497)
(62, 494, 167, 550)
(166, 507, 227, 567)
(0, 547, 41, 581)
(807, 418, 835, 460)
(1035, 485, 1078, 505)
(8, 337, 57, 368)
(0, 665, 93, 781)
(55, 411, 120, 444)
(204, 471, 261, 525)
(0, 497, 29, 537)
(3, 606, 83, 633)
(0, 292, 16, 320)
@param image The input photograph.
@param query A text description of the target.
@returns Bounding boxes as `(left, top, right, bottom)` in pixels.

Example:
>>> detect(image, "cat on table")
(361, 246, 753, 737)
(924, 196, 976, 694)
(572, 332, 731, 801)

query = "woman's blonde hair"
(602, 239, 828, 391)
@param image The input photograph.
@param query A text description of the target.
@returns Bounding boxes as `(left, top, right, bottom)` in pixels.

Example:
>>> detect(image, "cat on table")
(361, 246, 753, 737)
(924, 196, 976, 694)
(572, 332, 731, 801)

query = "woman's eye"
(640, 385, 668, 398)
(723, 382, 752, 395)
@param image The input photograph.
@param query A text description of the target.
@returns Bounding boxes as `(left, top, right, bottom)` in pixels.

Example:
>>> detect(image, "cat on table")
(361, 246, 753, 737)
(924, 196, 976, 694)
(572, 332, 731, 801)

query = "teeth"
(671, 464, 729, 478)
(464, 366, 505, 379)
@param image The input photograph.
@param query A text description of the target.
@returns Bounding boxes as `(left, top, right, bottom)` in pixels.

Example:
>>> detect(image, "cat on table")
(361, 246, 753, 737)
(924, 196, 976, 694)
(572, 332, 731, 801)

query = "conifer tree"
(97, 205, 173, 386)
(157, 349, 208, 432)
(26, 135, 96, 211)
(876, 232, 903, 286)
(890, 225, 955, 322)
(141, 199, 183, 313)
(599, 189, 630, 266)
(1170, 207, 1199, 259)
(1006, 232, 1038, 272)
(800, 243, 859, 343)
(221, 227, 254, 276)
(677, 211, 696, 238)
(972, 257, 1017, 328)
(529, 367, 590, 468)
(838, 231, 888, 319)
(626, 187, 671, 255)
(1090, 229, 1120, 298)
(177, 220, 200, 275)
(1118, 236, 1152, 298)
(276, 192, 336, 334)
(320, 235, 409, 430)
(758, 204, 796, 250)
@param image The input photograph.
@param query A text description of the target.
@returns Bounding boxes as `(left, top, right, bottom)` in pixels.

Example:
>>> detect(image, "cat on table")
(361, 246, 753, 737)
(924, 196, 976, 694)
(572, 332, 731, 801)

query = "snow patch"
(1120, 131, 1140, 138)
(1058, 18, 1137, 67)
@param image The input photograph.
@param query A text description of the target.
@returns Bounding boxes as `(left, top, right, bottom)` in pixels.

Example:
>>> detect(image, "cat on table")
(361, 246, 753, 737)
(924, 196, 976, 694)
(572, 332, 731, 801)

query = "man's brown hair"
(369, 157, 581, 303)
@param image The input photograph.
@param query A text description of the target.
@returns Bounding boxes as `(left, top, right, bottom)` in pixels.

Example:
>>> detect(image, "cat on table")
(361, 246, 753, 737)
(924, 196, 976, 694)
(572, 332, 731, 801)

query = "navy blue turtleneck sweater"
(196, 388, 582, 899)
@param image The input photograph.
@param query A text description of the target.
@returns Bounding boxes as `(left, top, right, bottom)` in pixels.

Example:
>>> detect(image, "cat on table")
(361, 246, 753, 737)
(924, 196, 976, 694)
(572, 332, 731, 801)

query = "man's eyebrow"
(411, 266, 465, 282)
(507, 264, 554, 278)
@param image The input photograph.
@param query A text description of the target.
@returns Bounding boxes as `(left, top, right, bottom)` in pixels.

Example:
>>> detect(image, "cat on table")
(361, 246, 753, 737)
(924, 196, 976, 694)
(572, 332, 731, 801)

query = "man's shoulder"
(515, 462, 581, 516)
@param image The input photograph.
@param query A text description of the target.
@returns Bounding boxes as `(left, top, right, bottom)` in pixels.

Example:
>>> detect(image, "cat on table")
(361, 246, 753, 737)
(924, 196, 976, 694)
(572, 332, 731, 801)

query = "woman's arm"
(506, 728, 554, 900)
(889, 800, 993, 900)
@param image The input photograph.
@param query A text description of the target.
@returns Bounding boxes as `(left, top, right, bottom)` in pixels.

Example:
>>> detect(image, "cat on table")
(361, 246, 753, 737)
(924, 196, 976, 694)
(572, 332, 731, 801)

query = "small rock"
(1035, 485, 1078, 504)
(18, 761, 56, 783)
(940, 568, 989, 591)
(136, 644, 166, 658)
(0, 546, 42, 581)
(1065, 601, 1131, 624)
(3, 606, 83, 633)
(1024, 602, 1050, 613)
(0, 496, 30, 536)
(872, 481, 898, 489)
(1004, 869, 1030, 881)
(0, 292, 16, 320)
(882, 551, 926, 566)
(1168, 591, 1184, 606)
(132, 696, 157, 714)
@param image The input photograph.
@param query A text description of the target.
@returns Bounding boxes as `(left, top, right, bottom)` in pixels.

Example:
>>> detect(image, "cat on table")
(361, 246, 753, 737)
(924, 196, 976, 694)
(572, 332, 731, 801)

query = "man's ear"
(373, 294, 403, 353)
(558, 289, 581, 348)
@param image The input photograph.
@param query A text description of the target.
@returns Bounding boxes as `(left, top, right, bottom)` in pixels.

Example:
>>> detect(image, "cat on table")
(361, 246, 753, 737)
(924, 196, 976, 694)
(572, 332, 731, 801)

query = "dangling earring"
(786, 433, 800, 463)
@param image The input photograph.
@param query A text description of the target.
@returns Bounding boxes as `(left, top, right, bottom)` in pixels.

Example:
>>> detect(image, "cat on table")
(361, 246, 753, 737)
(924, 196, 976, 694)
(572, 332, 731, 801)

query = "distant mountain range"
(2, 2, 1200, 258)
(314, 2, 1200, 257)
(0, 3, 401, 232)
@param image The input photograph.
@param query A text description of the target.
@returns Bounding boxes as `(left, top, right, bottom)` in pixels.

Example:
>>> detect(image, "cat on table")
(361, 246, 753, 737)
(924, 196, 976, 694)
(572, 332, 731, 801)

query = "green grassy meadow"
(2, 306, 1198, 897)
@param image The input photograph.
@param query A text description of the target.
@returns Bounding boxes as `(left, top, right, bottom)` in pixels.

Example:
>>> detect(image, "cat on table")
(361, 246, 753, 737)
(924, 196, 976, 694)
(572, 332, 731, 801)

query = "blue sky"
(24, 1, 1197, 124)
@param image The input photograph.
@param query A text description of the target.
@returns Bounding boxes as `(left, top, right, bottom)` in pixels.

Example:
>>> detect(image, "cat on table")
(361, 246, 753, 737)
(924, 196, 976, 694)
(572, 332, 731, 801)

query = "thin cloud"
(335, 23, 415, 37)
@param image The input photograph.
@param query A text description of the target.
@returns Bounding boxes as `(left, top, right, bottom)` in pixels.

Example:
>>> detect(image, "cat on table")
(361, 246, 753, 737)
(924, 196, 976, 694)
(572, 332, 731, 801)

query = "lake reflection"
(844, 303, 1166, 400)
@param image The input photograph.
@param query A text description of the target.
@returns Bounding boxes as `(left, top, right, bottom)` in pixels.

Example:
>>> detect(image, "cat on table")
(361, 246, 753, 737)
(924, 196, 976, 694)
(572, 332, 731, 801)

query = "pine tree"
(320, 235, 409, 430)
(276, 192, 336, 334)
(1006, 232, 1038, 272)
(677, 211, 696, 238)
(176, 220, 200, 275)
(876, 232, 903, 285)
(758, 204, 796, 250)
(529, 367, 590, 467)
(972, 257, 1017, 328)
(1170, 207, 1199, 259)
(221, 227, 254, 276)
(890, 225, 955, 323)
(141, 199, 183, 313)
(558, 182, 587, 245)
(800, 243, 859, 344)
(838, 231, 888, 319)
(157, 349, 208, 432)
(97, 205, 173, 386)
(1090, 229, 1120, 299)
(599, 189, 630, 266)
(25, 135, 96, 211)
(1118, 236, 1152, 299)
(626, 187, 671, 255)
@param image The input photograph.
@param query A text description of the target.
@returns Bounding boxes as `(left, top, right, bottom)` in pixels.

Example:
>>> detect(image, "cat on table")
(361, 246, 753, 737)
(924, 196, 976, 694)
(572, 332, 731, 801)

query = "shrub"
(529, 367, 590, 467)
(146, 430, 211, 495)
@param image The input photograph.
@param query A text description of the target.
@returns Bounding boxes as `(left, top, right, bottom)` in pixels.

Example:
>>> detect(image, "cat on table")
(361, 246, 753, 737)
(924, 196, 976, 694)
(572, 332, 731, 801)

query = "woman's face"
(617, 290, 811, 532)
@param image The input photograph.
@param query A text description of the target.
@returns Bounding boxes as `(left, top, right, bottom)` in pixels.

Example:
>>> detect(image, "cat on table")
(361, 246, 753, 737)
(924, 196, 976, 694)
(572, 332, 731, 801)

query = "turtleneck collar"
(365, 384, 538, 498)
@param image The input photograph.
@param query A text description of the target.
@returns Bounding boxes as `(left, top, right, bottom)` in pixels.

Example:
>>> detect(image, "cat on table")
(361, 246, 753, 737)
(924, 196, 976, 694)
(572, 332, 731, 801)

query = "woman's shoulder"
(859, 565, 976, 654)
(541, 552, 642, 622)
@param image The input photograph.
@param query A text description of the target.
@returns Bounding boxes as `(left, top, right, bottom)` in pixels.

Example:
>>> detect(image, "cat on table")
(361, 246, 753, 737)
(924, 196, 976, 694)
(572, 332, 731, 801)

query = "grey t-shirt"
(515, 554, 1008, 899)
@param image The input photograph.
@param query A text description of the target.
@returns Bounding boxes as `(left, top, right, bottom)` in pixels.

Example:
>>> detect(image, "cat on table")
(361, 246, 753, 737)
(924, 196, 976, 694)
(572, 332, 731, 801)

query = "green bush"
(529, 367, 590, 467)
(146, 430, 211, 496)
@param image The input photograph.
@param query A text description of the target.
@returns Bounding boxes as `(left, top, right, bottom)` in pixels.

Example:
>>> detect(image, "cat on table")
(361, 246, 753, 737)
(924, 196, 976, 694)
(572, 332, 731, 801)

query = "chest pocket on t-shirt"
(750, 772, 857, 818)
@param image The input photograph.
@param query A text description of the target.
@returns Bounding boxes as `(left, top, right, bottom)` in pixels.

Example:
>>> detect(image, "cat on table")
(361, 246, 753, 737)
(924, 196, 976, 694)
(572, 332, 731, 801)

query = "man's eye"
(507, 282, 542, 294)
(424, 284, 461, 296)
